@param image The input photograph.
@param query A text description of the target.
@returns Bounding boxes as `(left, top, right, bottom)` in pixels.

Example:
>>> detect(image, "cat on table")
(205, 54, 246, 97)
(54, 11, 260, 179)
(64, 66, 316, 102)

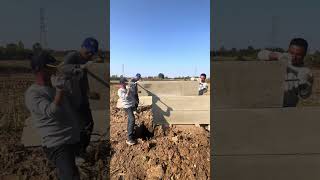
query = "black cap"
(31, 51, 60, 72)
(119, 77, 128, 84)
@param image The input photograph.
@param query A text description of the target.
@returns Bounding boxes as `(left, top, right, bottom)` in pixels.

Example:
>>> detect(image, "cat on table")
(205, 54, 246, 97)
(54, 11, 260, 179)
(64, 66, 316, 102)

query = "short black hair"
(30, 51, 58, 73)
(289, 38, 308, 54)
(200, 73, 206, 78)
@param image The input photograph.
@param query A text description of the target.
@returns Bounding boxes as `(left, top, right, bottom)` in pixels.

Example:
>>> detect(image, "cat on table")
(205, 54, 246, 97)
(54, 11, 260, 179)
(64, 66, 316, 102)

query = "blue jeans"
(124, 107, 136, 140)
(43, 144, 80, 180)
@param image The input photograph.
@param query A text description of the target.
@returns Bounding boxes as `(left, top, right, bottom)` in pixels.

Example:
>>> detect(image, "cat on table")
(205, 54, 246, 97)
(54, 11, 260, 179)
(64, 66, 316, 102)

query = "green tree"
(158, 73, 165, 79)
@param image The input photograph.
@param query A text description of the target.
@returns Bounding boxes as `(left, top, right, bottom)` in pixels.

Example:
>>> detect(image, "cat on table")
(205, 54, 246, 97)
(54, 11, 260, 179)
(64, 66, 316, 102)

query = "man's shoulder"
(26, 84, 50, 97)
(64, 51, 80, 64)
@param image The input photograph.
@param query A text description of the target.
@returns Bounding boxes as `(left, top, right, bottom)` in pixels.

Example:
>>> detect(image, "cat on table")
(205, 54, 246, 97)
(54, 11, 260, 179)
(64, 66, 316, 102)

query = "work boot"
(75, 156, 86, 166)
(126, 139, 137, 146)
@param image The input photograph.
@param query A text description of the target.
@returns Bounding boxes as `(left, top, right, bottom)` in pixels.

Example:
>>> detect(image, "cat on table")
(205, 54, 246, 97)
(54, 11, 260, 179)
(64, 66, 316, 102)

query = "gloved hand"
(298, 72, 311, 86)
(80, 61, 94, 70)
(279, 53, 292, 63)
(51, 75, 66, 91)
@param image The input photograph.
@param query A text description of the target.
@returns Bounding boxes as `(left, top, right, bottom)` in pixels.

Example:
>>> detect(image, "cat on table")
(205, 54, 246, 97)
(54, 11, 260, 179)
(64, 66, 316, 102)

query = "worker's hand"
(51, 75, 66, 91)
(279, 53, 292, 62)
(80, 61, 94, 70)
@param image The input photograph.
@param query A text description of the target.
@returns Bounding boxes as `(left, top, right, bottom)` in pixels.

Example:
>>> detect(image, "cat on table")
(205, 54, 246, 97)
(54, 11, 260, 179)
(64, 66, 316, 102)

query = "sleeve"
(118, 89, 128, 100)
(60, 64, 81, 76)
(257, 50, 272, 60)
(26, 90, 61, 118)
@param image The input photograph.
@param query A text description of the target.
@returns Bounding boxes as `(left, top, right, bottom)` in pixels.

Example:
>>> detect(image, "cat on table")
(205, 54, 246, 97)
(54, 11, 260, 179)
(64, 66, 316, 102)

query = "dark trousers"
(43, 144, 80, 180)
(76, 103, 94, 155)
(124, 107, 136, 141)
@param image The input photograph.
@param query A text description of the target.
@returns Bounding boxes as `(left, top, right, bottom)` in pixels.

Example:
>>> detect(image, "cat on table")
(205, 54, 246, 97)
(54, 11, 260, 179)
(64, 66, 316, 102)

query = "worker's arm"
(257, 49, 289, 62)
(53, 89, 64, 106)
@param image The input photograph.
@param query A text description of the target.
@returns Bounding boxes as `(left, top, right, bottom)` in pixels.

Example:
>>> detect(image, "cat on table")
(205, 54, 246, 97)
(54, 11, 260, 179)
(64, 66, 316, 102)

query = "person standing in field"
(60, 37, 99, 162)
(257, 38, 313, 107)
(118, 77, 137, 145)
(25, 52, 80, 180)
(198, 73, 208, 95)
(129, 73, 142, 111)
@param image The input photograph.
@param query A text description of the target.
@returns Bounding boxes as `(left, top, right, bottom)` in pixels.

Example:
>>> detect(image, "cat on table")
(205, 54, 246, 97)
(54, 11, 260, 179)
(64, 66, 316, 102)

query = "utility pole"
(40, 6, 48, 49)
(122, 64, 124, 77)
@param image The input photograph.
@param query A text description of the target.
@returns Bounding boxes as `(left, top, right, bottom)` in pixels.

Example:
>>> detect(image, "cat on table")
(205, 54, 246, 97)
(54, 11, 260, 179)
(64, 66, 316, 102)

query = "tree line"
(0, 41, 108, 61)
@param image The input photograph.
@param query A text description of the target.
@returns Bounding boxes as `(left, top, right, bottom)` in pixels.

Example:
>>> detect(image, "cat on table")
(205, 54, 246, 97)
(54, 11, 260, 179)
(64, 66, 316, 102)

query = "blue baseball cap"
(81, 37, 99, 54)
(136, 73, 141, 78)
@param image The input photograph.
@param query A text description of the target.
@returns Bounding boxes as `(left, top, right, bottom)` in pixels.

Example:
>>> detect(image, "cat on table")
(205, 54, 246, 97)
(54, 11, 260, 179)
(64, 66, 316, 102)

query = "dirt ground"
(109, 84, 210, 180)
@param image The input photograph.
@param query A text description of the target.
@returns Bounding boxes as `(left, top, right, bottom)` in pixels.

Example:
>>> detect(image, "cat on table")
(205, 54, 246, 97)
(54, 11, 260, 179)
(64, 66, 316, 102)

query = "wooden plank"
(138, 81, 198, 96)
(213, 107, 320, 155)
(153, 96, 210, 111)
(153, 110, 210, 125)
(21, 110, 109, 147)
(214, 155, 320, 180)
(212, 61, 286, 108)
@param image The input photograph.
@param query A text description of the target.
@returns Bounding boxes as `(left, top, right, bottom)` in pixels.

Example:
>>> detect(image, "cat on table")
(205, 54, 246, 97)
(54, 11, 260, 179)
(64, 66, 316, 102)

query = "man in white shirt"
(199, 73, 208, 95)
(257, 38, 313, 107)
(118, 77, 137, 145)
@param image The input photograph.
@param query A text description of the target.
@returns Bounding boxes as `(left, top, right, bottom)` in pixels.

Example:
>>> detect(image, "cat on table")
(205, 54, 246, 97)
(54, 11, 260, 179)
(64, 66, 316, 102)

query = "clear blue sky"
(110, 0, 210, 78)
(0, 0, 108, 50)
(212, 0, 320, 52)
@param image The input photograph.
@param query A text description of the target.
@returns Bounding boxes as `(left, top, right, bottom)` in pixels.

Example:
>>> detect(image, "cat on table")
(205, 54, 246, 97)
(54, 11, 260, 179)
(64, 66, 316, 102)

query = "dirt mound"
(110, 97, 210, 179)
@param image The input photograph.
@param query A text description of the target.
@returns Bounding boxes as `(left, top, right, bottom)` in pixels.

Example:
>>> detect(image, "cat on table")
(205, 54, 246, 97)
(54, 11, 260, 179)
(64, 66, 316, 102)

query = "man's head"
(135, 73, 141, 81)
(200, 73, 206, 83)
(119, 77, 128, 87)
(288, 38, 308, 65)
(80, 37, 99, 60)
(31, 52, 59, 85)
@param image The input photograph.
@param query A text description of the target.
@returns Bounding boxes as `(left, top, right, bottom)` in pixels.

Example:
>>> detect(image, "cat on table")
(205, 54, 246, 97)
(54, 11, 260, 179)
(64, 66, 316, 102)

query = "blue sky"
(212, 0, 320, 52)
(110, 0, 210, 78)
(0, 0, 108, 50)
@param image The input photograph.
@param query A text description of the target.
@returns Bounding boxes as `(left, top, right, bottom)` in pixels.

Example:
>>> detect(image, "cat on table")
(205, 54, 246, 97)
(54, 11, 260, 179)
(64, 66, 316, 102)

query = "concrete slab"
(153, 110, 210, 125)
(152, 96, 210, 125)
(87, 62, 109, 110)
(212, 61, 286, 108)
(153, 96, 210, 111)
(116, 96, 152, 108)
(213, 107, 320, 155)
(213, 155, 320, 180)
(21, 110, 109, 147)
(138, 81, 198, 96)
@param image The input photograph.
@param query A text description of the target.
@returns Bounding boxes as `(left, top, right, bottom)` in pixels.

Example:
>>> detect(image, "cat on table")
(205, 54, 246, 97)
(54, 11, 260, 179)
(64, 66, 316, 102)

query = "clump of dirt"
(110, 94, 210, 180)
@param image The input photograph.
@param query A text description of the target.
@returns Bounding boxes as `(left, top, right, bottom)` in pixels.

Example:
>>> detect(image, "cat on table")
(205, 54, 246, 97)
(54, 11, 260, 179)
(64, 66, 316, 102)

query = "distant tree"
(158, 73, 165, 79)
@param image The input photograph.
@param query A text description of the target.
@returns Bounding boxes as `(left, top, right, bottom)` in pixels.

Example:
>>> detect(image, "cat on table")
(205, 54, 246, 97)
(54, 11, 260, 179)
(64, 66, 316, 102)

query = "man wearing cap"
(198, 73, 208, 95)
(60, 37, 99, 160)
(129, 73, 141, 111)
(118, 77, 137, 145)
(25, 52, 80, 180)
(257, 38, 313, 107)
